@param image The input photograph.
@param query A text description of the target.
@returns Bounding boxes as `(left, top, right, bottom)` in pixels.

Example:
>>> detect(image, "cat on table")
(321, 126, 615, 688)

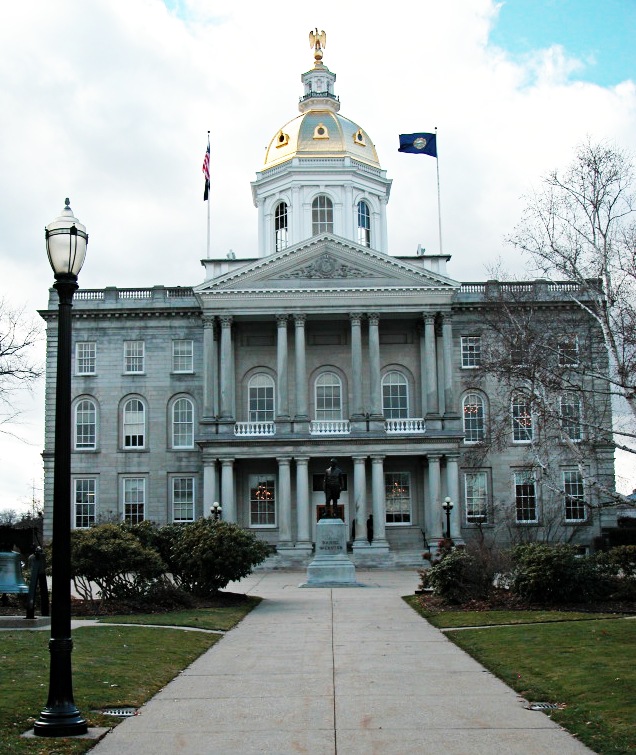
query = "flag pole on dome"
(398, 128, 443, 254)
(202, 131, 211, 258)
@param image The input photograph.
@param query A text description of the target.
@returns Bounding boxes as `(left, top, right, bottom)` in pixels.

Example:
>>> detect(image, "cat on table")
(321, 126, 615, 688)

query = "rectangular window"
(74, 478, 96, 528)
(510, 339, 526, 366)
(512, 395, 533, 443)
(461, 336, 481, 368)
(76, 342, 96, 375)
(514, 470, 537, 523)
(123, 477, 145, 524)
(249, 476, 276, 526)
(464, 472, 488, 523)
(172, 340, 193, 373)
(172, 477, 195, 522)
(124, 341, 145, 374)
(558, 335, 579, 366)
(560, 393, 582, 441)
(563, 470, 586, 522)
(385, 472, 411, 524)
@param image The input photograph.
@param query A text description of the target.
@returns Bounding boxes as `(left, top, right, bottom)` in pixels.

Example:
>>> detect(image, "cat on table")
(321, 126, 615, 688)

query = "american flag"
(202, 136, 210, 201)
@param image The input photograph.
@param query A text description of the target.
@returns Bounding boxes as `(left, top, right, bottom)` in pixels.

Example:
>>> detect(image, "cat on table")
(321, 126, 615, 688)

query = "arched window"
(248, 374, 275, 422)
(274, 201, 288, 252)
(123, 398, 146, 449)
(315, 372, 342, 420)
(172, 397, 194, 448)
(511, 392, 533, 443)
(75, 398, 97, 450)
(357, 200, 371, 246)
(463, 393, 485, 443)
(382, 371, 408, 418)
(312, 195, 333, 235)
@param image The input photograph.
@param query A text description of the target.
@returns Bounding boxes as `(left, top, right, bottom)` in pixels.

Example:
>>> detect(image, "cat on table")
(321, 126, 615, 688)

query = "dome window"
(353, 129, 367, 146)
(357, 201, 371, 247)
(312, 195, 333, 235)
(276, 131, 289, 148)
(313, 122, 330, 140)
(274, 202, 289, 251)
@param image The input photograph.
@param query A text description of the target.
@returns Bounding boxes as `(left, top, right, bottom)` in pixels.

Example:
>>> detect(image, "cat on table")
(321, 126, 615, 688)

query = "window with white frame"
(74, 478, 96, 528)
(249, 476, 276, 526)
(124, 340, 145, 374)
(511, 392, 533, 442)
(274, 201, 288, 251)
(76, 342, 96, 375)
(464, 471, 488, 523)
(382, 371, 408, 418)
(248, 374, 275, 422)
(514, 470, 537, 523)
(123, 477, 145, 524)
(172, 340, 193, 373)
(563, 469, 586, 522)
(315, 372, 342, 420)
(123, 398, 145, 448)
(385, 472, 411, 524)
(172, 397, 194, 448)
(558, 335, 579, 366)
(463, 392, 485, 443)
(560, 393, 582, 441)
(312, 195, 333, 235)
(357, 201, 371, 247)
(172, 477, 195, 522)
(461, 336, 481, 368)
(75, 398, 97, 450)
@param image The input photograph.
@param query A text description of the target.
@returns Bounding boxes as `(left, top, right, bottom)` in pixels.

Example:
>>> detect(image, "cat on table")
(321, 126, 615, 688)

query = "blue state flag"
(398, 132, 437, 157)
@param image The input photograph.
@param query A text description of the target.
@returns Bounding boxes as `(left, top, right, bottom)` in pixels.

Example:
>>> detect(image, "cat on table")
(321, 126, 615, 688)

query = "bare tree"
(0, 298, 43, 432)
(508, 139, 636, 445)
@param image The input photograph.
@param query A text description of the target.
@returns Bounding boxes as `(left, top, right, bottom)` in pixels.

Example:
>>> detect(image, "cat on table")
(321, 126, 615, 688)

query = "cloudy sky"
(1, 0, 635, 511)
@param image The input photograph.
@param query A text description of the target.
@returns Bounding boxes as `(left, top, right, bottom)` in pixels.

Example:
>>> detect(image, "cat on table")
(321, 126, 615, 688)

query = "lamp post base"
(33, 707, 88, 738)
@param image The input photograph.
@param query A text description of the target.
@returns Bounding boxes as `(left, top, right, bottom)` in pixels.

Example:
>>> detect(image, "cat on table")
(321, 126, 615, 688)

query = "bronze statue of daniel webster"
(323, 458, 344, 518)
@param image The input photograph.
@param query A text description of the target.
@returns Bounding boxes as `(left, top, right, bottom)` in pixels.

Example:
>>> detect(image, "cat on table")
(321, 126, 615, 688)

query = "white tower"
(251, 35, 392, 258)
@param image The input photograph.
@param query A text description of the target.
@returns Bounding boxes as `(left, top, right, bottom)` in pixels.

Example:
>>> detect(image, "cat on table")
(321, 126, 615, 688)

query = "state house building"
(41, 44, 617, 562)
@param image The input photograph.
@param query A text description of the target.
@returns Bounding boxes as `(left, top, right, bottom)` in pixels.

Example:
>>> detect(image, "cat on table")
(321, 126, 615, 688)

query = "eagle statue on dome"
(309, 28, 326, 62)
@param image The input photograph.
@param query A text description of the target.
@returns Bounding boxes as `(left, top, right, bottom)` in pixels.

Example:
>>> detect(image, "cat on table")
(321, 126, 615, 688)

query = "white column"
(419, 325, 427, 417)
(446, 454, 461, 539)
(427, 454, 442, 540)
(352, 455, 368, 547)
(368, 313, 383, 419)
(294, 315, 308, 421)
(291, 185, 301, 246)
(202, 456, 217, 518)
(441, 312, 455, 415)
(219, 316, 233, 420)
(202, 315, 215, 418)
(220, 458, 236, 522)
(344, 182, 354, 240)
(379, 196, 389, 254)
(370, 455, 388, 548)
(276, 315, 290, 420)
(295, 456, 311, 548)
(277, 456, 292, 547)
(424, 314, 439, 417)
(350, 313, 364, 419)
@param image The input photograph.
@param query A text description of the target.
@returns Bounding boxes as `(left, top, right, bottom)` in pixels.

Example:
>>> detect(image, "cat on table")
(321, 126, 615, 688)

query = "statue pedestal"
(301, 518, 362, 587)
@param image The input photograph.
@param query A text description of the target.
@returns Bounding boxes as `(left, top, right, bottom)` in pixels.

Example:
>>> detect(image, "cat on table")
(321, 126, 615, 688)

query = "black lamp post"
(211, 501, 223, 521)
(34, 199, 88, 737)
(442, 496, 453, 540)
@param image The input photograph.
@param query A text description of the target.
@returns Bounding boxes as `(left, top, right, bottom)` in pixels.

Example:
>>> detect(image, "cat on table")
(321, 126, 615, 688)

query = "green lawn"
(404, 597, 636, 755)
(0, 597, 259, 754)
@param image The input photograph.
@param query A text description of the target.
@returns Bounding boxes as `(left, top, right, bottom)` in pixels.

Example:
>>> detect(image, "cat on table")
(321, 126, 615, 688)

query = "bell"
(0, 551, 29, 594)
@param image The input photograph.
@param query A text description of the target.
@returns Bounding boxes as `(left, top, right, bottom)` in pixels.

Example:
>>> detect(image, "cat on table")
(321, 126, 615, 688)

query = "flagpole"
(435, 126, 443, 254)
(206, 131, 211, 259)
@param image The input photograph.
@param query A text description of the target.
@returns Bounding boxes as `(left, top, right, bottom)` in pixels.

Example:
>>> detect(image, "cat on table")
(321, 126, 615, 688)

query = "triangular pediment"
(196, 234, 459, 293)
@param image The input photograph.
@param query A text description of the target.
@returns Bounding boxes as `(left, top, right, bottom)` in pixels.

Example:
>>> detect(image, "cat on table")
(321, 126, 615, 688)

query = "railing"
(166, 287, 194, 298)
(118, 289, 153, 300)
(299, 91, 339, 102)
(234, 421, 276, 437)
(74, 290, 104, 300)
(385, 418, 426, 434)
(309, 420, 350, 435)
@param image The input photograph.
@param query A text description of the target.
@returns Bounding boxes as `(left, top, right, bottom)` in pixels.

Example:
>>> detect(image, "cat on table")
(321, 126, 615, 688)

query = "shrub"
(422, 548, 492, 604)
(69, 523, 167, 604)
(593, 545, 636, 600)
(169, 519, 270, 596)
(510, 543, 601, 604)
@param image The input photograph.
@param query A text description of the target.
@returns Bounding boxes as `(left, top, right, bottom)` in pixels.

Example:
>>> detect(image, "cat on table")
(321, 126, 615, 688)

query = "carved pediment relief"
(279, 253, 378, 280)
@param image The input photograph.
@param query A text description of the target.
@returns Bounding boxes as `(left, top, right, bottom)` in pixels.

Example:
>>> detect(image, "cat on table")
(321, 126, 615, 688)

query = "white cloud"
(0, 0, 634, 509)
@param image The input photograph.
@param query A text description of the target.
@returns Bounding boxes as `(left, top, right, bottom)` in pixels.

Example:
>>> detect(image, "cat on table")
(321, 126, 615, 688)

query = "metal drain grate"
(99, 706, 138, 717)
(526, 702, 561, 711)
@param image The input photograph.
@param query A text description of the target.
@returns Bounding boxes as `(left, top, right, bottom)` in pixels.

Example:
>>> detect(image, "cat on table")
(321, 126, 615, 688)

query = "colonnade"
(201, 310, 457, 425)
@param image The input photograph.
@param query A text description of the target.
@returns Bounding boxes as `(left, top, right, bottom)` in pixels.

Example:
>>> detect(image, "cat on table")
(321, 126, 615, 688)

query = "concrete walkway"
(90, 570, 592, 755)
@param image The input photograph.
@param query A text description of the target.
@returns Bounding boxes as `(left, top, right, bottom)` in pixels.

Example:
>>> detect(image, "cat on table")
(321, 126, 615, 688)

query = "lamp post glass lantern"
(211, 501, 223, 521)
(34, 199, 88, 737)
(442, 496, 453, 540)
